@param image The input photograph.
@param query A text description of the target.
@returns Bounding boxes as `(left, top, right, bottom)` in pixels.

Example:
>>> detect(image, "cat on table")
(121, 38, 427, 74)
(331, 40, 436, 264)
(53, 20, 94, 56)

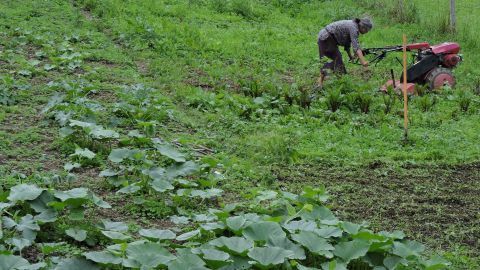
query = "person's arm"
(349, 27, 368, 67)
(344, 46, 354, 61)
(356, 49, 369, 67)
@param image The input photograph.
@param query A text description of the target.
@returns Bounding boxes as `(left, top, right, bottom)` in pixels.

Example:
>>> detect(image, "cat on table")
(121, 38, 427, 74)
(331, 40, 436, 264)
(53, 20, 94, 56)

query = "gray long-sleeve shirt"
(318, 20, 361, 52)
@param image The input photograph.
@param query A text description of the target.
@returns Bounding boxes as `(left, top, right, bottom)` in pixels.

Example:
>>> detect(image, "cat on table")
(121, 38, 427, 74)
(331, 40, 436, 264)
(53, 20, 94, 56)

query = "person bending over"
(317, 17, 373, 87)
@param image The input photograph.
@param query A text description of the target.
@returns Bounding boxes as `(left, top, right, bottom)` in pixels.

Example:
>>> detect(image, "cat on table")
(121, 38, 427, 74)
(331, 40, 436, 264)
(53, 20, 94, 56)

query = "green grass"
(1, 0, 479, 268)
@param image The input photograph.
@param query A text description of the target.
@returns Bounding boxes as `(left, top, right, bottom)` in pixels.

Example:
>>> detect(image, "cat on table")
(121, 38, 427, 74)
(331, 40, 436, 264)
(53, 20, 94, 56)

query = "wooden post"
(450, 0, 456, 32)
(402, 34, 408, 141)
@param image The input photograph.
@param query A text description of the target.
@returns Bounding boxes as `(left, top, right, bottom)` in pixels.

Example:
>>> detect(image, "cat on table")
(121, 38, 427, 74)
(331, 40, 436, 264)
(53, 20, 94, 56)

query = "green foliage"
(456, 89, 472, 112)
(388, 0, 419, 24)
(359, 0, 418, 24)
(88, 187, 451, 268)
(355, 90, 374, 114)
(382, 86, 397, 114)
(325, 88, 344, 112)
(415, 95, 435, 113)
(209, 0, 264, 19)
(2, 0, 480, 268)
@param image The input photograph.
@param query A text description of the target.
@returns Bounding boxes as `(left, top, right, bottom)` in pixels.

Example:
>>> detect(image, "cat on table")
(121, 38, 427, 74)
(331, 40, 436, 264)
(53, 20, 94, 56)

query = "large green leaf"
(54, 188, 89, 202)
(144, 167, 166, 180)
(90, 193, 111, 209)
(8, 184, 44, 202)
(226, 216, 247, 233)
(168, 251, 208, 270)
(200, 249, 230, 262)
(102, 231, 130, 241)
(314, 226, 343, 238)
(333, 239, 371, 262)
(156, 144, 186, 162)
(64, 162, 81, 171)
(126, 242, 175, 269)
(54, 258, 99, 270)
(0, 254, 30, 270)
(17, 214, 40, 232)
(101, 220, 128, 232)
(69, 120, 96, 128)
(320, 260, 348, 270)
(297, 265, 320, 270)
(20, 262, 46, 270)
(30, 191, 54, 213)
(379, 230, 405, 240)
(99, 169, 120, 177)
(66, 228, 87, 241)
(71, 148, 96, 159)
(90, 126, 119, 139)
(117, 184, 141, 194)
(69, 207, 85, 220)
(165, 161, 199, 179)
(209, 236, 254, 254)
(291, 231, 334, 258)
(267, 235, 305, 260)
(247, 247, 293, 268)
(217, 256, 251, 270)
(108, 148, 144, 163)
(255, 190, 277, 202)
(139, 229, 176, 240)
(283, 220, 317, 233)
(384, 255, 406, 270)
(423, 256, 450, 270)
(34, 209, 57, 223)
(84, 251, 122, 265)
(341, 222, 361, 235)
(108, 148, 130, 163)
(170, 215, 190, 225)
(392, 241, 425, 259)
(301, 205, 339, 225)
(176, 229, 200, 241)
(242, 221, 286, 242)
(189, 188, 223, 199)
(7, 237, 32, 251)
(200, 222, 226, 232)
(150, 179, 174, 193)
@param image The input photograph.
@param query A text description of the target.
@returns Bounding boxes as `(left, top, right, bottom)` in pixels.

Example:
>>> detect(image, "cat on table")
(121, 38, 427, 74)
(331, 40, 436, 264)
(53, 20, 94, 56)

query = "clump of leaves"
(0, 84, 15, 105)
(325, 88, 344, 112)
(355, 90, 373, 114)
(0, 76, 28, 106)
(474, 79, 480, 96)
(417, 95, 437, 112)
(456, 89, 472, 112)
(382, 86, 397, 114)
(297, 85, 312, 109)
(0, 183, 110, 256)
(239, 79, 262, 98)
(415, 84, 428, 96)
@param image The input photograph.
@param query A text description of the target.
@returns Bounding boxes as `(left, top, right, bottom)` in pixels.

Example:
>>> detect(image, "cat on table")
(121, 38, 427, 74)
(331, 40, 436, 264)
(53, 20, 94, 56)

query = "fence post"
(450, 0, 457, 32)
(402, 34, 408, 141)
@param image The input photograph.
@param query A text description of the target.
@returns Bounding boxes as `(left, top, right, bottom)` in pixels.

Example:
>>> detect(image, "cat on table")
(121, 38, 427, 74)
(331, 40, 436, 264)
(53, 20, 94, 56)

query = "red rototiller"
(360, 42, 461, 94)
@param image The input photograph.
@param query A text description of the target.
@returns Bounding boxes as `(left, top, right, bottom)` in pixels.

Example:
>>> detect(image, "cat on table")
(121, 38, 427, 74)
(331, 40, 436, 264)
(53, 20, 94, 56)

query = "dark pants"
(318, 35, 346, 76)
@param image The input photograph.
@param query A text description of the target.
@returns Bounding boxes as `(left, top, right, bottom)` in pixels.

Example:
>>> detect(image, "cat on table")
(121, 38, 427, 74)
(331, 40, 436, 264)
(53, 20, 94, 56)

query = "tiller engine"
(361, 42, 461, 94)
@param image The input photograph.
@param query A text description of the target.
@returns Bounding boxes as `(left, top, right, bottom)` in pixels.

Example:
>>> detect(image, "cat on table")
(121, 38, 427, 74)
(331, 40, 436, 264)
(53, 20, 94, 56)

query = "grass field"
(0, 0, 479, 269)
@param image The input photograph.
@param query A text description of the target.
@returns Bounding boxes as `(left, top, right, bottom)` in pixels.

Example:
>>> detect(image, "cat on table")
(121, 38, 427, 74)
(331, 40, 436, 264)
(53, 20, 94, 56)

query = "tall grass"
(357, 0, 418, 24)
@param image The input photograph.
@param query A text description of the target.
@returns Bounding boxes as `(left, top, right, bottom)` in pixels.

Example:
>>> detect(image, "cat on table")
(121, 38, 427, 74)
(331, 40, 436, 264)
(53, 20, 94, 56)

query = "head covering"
(359, 17, 373, 32)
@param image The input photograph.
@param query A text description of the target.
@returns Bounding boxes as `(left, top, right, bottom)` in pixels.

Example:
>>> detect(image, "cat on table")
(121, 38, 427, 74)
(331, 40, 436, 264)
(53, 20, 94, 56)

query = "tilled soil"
(273, 162, 480, 255)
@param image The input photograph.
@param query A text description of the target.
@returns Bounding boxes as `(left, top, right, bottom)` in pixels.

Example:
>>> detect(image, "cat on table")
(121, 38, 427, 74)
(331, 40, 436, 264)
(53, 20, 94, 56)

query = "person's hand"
(361, 61, 369, 69)
(349, 55, 357, 63)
